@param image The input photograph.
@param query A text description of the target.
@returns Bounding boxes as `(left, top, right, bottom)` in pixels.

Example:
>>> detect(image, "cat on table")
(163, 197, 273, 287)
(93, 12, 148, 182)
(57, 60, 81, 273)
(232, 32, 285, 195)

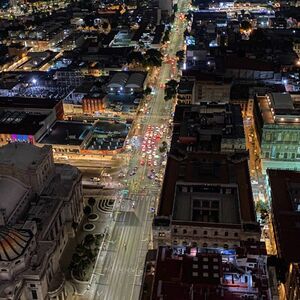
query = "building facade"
(254, 93, 300, 174)
(0, 143, 83, 300)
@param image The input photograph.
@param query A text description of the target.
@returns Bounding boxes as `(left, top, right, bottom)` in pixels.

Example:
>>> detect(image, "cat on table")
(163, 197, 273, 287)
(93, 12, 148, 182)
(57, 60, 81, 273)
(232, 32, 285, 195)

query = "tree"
(127, 51, 144, 65)
(144, 49, 163, 67)
(164, 93, 173, 101)
(240, 20, 252, 34)
(186, 12, 192, 21)
(163, 30, 170, 43)
(84, 234, 95, 248)
(83, 205, 92, 216)
(102, 22, 109, 30)
(176, 50, 185, 62)
(184, 29, 189, 38)
(173, 4, 178, 13)
(170, 14, 175, 24)
(144, 86, 152, 95)
(164, 79, 178, 101)
(88, 197, 96, 207)
(166, 79, 178, 89)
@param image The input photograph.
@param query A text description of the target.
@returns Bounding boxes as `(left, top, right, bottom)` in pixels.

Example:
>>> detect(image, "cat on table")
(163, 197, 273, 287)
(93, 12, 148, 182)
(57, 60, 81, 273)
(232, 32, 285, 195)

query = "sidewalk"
(59, 196, 117, 295)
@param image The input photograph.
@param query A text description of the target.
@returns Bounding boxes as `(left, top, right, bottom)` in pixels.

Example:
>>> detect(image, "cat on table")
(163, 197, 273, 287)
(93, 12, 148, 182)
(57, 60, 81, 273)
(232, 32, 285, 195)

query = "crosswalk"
(97, 198, 115, 214)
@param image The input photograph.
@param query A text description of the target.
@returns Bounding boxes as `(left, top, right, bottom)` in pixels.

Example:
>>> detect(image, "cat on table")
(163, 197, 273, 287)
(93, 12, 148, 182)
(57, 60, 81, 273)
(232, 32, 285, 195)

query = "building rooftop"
(268, 169, 300, 263)
(150, 245, 268, 300)
(0, 175, 30, 220)
(158, 152, 256, 227)
(152, 247, 223, 300)
(171, 104, 245, 153)
(39, 121, 92, 146)
(177, 80, 194, 94)
(0, 96, 61, 110)
(0, 143, 50, 170)
(86, 121, 129, 151)
(0, 227, 32, 262)
(271, 93, 294, 110)
(0, 110, 49, 136)
(107, 72, 147, 89)
(173, 182, 240, 224)
(258, 93, 300, 125)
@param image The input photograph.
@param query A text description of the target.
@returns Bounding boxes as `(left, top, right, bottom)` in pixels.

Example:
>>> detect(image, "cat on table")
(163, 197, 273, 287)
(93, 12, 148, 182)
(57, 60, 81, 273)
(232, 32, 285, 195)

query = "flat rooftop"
(171, 104, 244, 153)
(39, 121, 92, 146)
(271, 93, 294, 110)
(86, 121, 129, 151)
(0, 143, 50, 170)
(0, 110, 49, 135)
(173, 183, 240, 224)
(158, 152, 256, 226)
(0, 96, 61, 110)
(152, 247, 223, 300)
(258, 93, 300, 125)
(268, 169, 300, 263)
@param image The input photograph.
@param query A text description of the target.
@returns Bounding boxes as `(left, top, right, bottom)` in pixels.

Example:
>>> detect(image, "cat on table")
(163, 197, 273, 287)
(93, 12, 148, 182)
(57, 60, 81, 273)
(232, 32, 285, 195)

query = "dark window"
(214, 231, 218, 236)
(202, 200, 209, 208)
(173, 228, 177, 233)
(225, 232, 228, 236)
(193, 230, 197, 235)
(212, 201, 219, 209)
(234, 232, 238, 237)
(183, 229, 187, 234)
(203, 230, 207, 235)
(31, 290, 38, 300)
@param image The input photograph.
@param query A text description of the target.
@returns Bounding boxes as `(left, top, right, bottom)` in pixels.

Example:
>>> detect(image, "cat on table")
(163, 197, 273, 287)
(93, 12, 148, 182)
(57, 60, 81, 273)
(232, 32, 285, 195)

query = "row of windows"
(173, 241, 238, 249)
(264, 152, 300, 160)
(173, 228, 239, 237)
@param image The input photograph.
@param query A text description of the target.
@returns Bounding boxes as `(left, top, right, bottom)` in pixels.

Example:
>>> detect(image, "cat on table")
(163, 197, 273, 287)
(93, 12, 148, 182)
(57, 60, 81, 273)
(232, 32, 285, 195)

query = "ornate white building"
(0, 143, 84, 300)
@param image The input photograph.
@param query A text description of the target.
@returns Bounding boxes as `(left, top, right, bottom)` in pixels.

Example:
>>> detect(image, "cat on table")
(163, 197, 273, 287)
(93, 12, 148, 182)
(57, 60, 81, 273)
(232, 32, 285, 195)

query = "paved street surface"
(73, 1, 190, 299)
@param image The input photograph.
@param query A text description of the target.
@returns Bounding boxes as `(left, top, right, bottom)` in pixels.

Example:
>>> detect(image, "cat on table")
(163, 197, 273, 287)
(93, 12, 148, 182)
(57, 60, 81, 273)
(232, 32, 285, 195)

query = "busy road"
(75, 0, 190, 299)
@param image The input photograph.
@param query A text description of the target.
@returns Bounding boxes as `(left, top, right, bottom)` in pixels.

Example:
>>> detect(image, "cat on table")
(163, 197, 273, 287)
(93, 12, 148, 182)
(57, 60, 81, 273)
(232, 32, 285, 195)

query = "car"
(91, 177, 101, 182)
(129, 171, 136, 176)
(148, 173, 155, 179)
(140, 160, 145, 166)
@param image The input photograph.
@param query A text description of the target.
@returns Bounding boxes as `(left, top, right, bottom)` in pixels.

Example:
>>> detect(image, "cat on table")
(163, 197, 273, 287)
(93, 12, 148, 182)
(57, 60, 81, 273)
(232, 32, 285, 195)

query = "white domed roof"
(0, 176, 30, 219)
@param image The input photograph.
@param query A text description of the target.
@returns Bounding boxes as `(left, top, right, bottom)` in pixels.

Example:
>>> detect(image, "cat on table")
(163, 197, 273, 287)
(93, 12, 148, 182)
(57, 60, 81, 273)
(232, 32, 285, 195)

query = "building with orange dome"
(0, 143, 83, 300)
